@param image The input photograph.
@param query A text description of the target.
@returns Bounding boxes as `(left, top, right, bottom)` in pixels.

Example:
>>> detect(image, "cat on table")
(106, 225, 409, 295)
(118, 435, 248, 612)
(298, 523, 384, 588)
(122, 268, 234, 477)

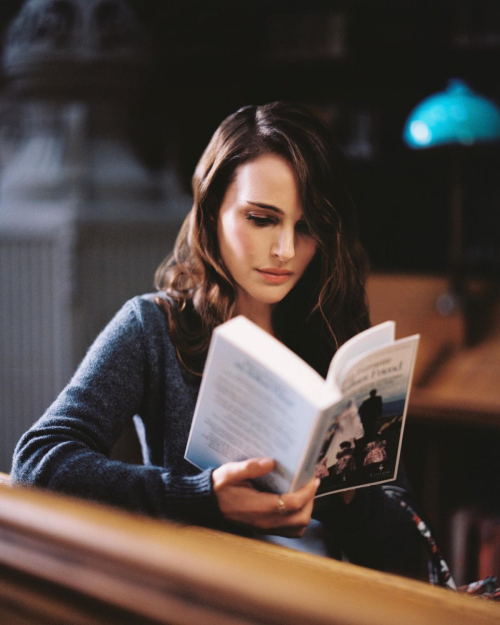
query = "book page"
(185, 336, 331, 494)
(219, 316, 331, 405)
(326, 321, 395, 389)
(315, 336, 419, 497)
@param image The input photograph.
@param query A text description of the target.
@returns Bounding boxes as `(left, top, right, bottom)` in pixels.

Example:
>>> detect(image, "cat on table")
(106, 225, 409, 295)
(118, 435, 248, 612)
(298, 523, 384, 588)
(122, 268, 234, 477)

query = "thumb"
(218, 457, 275, 485)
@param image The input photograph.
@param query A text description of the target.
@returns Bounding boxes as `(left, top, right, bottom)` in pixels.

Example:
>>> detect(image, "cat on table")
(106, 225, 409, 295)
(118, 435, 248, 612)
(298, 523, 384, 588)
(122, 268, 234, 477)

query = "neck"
(234, 293, 274, 336)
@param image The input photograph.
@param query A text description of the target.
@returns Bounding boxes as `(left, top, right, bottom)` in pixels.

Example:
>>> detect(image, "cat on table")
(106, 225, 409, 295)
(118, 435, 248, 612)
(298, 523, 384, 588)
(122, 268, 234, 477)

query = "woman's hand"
(212, 457, 320, 538)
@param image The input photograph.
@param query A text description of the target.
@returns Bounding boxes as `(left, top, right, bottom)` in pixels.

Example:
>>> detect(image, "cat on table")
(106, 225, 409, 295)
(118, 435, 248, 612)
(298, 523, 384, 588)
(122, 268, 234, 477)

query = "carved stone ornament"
(3, 0, 150, 94)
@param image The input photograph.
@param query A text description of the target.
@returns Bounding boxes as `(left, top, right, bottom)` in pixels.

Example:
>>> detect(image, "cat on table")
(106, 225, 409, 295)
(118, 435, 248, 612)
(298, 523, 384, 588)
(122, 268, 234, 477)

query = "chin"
(254, 286, 294, 305)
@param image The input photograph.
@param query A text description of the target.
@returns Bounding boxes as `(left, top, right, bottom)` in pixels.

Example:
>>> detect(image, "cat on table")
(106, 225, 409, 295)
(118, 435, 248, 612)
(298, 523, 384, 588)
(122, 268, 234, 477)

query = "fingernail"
(258, 458, 273, 468)
(314, 478, 321, 488)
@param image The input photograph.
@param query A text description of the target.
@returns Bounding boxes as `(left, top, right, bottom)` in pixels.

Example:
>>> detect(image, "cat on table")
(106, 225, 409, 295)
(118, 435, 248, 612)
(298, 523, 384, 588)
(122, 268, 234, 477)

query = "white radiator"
(0, 214, 180, 472)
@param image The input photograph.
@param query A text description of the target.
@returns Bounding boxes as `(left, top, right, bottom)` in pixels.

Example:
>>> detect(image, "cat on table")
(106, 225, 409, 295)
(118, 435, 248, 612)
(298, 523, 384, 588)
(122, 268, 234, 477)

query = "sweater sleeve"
(10, 298, 223, 526)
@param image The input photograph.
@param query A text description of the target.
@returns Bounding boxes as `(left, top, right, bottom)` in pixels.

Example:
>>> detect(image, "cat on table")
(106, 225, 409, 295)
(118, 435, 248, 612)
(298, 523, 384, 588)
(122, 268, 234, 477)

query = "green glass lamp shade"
(403, 79, 500, 148)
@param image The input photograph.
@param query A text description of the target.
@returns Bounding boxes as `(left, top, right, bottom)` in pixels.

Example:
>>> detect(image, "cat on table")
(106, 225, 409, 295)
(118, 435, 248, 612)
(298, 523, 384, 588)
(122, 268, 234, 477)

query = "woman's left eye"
(246, 214, 275, 227)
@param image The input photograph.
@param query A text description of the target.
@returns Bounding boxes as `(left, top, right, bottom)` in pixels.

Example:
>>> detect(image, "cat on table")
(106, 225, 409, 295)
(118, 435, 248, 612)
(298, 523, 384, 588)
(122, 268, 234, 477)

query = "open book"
(185, 317, 419, 497)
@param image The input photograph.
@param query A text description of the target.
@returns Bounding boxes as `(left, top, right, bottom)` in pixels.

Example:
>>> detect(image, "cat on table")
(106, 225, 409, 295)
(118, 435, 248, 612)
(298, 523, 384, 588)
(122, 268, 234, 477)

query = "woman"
(11, 102, 420, 573)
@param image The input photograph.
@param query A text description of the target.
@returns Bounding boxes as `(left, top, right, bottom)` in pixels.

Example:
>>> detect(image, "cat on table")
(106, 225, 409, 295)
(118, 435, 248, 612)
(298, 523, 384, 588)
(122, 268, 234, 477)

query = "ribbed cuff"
(162, 468, 227, 528)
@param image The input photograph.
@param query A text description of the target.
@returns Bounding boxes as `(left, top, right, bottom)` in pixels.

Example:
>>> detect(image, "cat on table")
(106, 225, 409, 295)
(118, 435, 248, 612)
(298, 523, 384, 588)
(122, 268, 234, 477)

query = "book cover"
(315, 336, 418, 496)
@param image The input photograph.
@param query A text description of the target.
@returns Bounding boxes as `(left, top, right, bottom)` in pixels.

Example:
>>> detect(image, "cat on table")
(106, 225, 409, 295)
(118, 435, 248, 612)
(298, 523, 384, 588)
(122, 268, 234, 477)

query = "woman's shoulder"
(116, 293, 173, 341)
(96, 294, 185, 375)
(123, 293, 200, 349)
(89, 294, 172, 358)
(128, 292, 168, 318)
(127, 294, 202, 381)
(81, 294, 171, 359)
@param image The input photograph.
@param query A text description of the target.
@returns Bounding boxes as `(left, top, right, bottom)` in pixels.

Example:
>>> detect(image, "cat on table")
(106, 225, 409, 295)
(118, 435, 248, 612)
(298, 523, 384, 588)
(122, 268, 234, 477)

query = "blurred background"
(0, 0, 498, 583)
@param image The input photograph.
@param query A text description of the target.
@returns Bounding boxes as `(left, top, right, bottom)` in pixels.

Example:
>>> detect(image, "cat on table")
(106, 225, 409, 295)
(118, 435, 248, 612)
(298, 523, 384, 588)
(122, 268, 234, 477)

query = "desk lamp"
(403, 79, 500, 343)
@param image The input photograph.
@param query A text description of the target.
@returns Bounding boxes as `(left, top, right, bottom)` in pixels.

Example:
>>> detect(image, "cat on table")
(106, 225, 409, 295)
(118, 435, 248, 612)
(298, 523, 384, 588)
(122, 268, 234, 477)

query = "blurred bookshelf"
(127, 0, 500, 278)
(367, 273, 500, 586)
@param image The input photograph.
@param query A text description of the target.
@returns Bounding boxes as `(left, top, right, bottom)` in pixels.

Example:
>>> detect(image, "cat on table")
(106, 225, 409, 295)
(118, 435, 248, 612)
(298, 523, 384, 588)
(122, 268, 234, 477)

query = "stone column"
(0, 0, 189, 470)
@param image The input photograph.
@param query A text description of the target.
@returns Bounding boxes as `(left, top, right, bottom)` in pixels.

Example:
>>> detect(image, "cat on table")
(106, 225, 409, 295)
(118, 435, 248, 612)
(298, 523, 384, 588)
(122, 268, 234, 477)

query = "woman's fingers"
(262, 481, 318, 534)
(246, 477, 319, 531)
(277, 477, 320, 516)
(212, 459, 320, 537)
(212, 457, 275, 489)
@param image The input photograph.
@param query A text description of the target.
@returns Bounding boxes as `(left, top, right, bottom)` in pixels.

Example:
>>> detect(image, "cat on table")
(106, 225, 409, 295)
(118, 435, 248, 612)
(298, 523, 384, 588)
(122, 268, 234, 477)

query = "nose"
(272, 227, 295, 263)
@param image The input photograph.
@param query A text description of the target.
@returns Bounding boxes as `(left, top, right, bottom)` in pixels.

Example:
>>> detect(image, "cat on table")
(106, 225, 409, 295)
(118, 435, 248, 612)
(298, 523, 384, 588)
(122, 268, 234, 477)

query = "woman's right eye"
(246, 214, 275, 227)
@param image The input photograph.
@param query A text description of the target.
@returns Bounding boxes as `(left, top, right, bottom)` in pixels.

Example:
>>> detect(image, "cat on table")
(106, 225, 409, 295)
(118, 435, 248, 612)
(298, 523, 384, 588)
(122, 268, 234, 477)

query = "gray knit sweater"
(11, 295, 422, 573)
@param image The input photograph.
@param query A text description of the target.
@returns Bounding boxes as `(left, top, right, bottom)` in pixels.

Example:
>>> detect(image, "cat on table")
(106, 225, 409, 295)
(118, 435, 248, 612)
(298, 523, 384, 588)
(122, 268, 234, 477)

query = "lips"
(256, 268, 294, 284)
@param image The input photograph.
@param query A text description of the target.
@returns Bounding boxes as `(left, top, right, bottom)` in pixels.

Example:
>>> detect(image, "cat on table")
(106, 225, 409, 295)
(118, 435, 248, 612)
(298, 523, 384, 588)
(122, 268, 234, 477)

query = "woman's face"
(217, 153, 317, 317)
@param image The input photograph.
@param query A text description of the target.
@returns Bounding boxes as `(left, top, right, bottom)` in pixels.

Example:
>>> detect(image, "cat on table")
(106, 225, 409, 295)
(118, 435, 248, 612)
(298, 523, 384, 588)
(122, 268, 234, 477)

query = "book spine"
(291, 407, 335, 491)
(478, 516, 500, 580)
(449, 507, 478, 586)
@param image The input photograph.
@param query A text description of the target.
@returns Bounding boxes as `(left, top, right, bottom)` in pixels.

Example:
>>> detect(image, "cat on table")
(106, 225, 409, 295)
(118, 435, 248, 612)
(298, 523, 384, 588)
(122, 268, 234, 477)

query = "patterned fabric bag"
(383, 485, 500, 600)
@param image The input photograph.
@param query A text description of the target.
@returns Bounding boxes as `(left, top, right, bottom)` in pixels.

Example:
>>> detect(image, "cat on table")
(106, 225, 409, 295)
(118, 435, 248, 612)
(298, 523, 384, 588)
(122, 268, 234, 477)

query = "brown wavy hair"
(155, 102, 370, 376)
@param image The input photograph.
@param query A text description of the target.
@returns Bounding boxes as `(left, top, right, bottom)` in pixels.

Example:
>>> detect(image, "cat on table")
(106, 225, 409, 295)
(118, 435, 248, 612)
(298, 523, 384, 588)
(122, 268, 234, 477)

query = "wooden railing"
(0, 483, 498, 625)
